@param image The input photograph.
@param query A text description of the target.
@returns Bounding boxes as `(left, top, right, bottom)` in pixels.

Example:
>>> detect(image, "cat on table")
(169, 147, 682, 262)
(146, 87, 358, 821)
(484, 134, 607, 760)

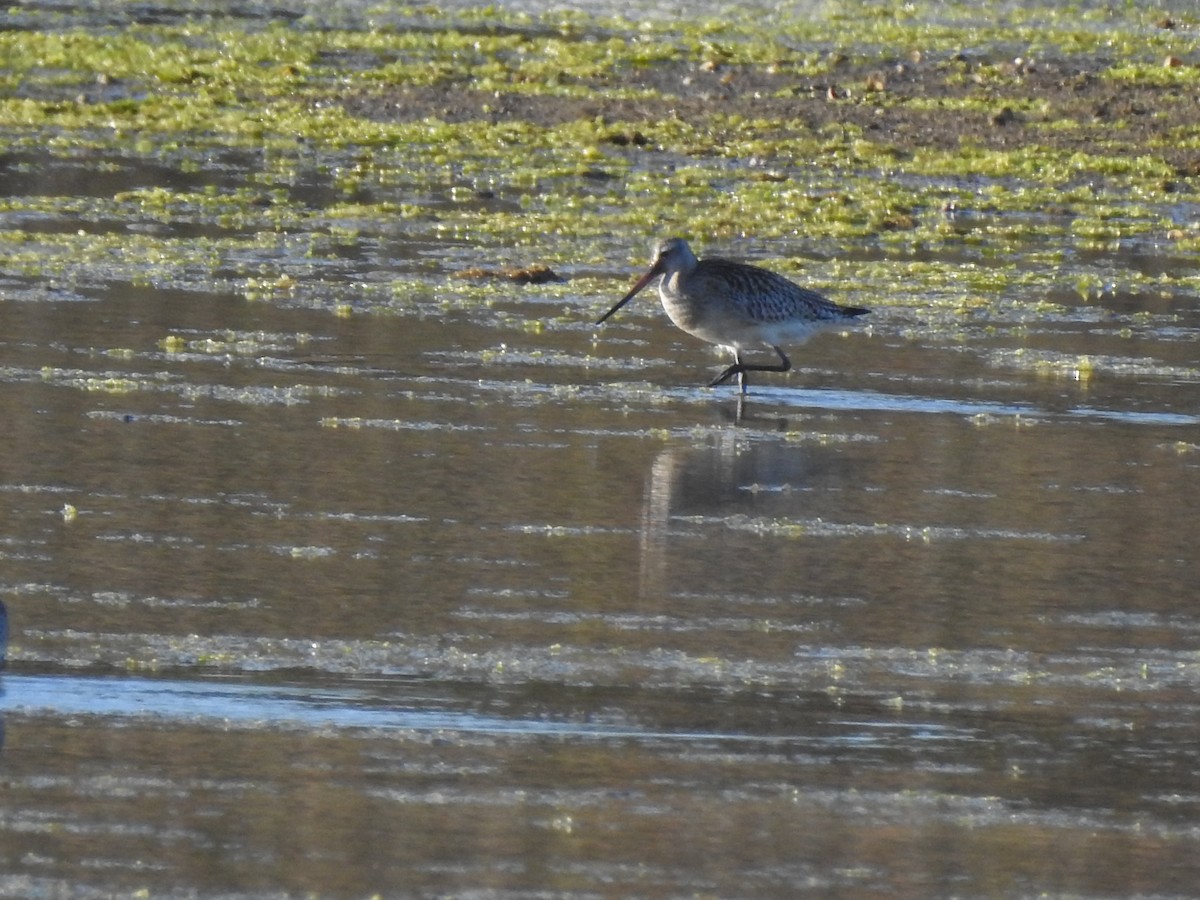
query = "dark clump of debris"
(457, 264, 564, 285)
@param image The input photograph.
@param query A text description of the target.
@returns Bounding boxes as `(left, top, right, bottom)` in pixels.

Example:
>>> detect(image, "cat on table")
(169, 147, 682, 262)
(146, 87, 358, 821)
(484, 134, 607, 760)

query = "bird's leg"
(709, 347, 792, 394)
(734, 391, 747, 423)
(764, 346, 792, 374)
(710, 351, 748, 392)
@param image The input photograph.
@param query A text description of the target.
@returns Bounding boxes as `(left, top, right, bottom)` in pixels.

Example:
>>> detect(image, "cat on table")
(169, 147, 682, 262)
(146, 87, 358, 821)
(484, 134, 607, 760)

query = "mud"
(343, 48, 1199, 176)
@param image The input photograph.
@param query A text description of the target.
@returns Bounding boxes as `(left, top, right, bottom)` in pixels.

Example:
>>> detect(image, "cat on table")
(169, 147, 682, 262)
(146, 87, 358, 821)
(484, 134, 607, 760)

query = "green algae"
(1, 0, 1198, 334)
(988, 347, 1200, 382)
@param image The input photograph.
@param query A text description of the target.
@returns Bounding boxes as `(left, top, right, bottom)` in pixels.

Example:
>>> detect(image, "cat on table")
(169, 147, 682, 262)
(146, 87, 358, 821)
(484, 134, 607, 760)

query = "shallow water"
(4, 2, 1200, 898)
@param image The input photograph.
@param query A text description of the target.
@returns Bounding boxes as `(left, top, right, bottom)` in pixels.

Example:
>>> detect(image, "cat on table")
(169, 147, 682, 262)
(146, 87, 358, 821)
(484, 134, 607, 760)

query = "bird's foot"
(710, 364, 745, 388)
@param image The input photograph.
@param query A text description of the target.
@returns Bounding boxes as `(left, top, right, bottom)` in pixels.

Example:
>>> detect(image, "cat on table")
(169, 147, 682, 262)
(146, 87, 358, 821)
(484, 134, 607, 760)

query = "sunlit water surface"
(3, 2, 1200, 898)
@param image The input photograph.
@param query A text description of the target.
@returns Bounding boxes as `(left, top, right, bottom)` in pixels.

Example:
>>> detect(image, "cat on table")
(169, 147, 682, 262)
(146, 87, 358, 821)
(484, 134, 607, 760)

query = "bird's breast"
(657, 278, 759, 348)
(658, 278, 709, 332)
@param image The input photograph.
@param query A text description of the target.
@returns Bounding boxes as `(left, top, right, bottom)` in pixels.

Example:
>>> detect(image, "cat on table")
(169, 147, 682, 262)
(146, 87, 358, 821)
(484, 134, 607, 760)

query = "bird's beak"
(596, 264, 662, 324)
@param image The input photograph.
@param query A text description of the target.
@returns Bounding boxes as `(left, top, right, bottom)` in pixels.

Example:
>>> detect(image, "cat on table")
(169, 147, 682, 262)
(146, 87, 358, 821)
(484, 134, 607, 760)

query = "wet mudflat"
(3, 0, 1200, 897)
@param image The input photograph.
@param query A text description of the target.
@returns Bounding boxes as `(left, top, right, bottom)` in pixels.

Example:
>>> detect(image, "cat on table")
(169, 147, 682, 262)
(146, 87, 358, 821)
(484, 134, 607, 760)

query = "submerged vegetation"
(1, 0, 1199, 343)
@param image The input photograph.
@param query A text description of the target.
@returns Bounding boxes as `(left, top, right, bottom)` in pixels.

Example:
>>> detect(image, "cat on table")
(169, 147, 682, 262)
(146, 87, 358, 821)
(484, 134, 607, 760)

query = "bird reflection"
(638, 428, 826, 600)
(724, 393, 790, 428)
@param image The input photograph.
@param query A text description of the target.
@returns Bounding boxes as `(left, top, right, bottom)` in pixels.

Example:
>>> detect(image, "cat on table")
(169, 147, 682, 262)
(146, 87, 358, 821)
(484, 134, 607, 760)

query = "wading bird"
(598, 237, 869, 393)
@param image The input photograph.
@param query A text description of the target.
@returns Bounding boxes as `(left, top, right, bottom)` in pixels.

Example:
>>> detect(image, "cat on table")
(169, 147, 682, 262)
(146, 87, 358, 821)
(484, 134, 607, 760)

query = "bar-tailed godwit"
(597, 237, 869, 393)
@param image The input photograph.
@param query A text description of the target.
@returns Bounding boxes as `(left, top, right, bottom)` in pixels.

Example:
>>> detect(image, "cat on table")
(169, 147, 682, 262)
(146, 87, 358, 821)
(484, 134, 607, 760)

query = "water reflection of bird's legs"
(721, 393, 788, 430)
